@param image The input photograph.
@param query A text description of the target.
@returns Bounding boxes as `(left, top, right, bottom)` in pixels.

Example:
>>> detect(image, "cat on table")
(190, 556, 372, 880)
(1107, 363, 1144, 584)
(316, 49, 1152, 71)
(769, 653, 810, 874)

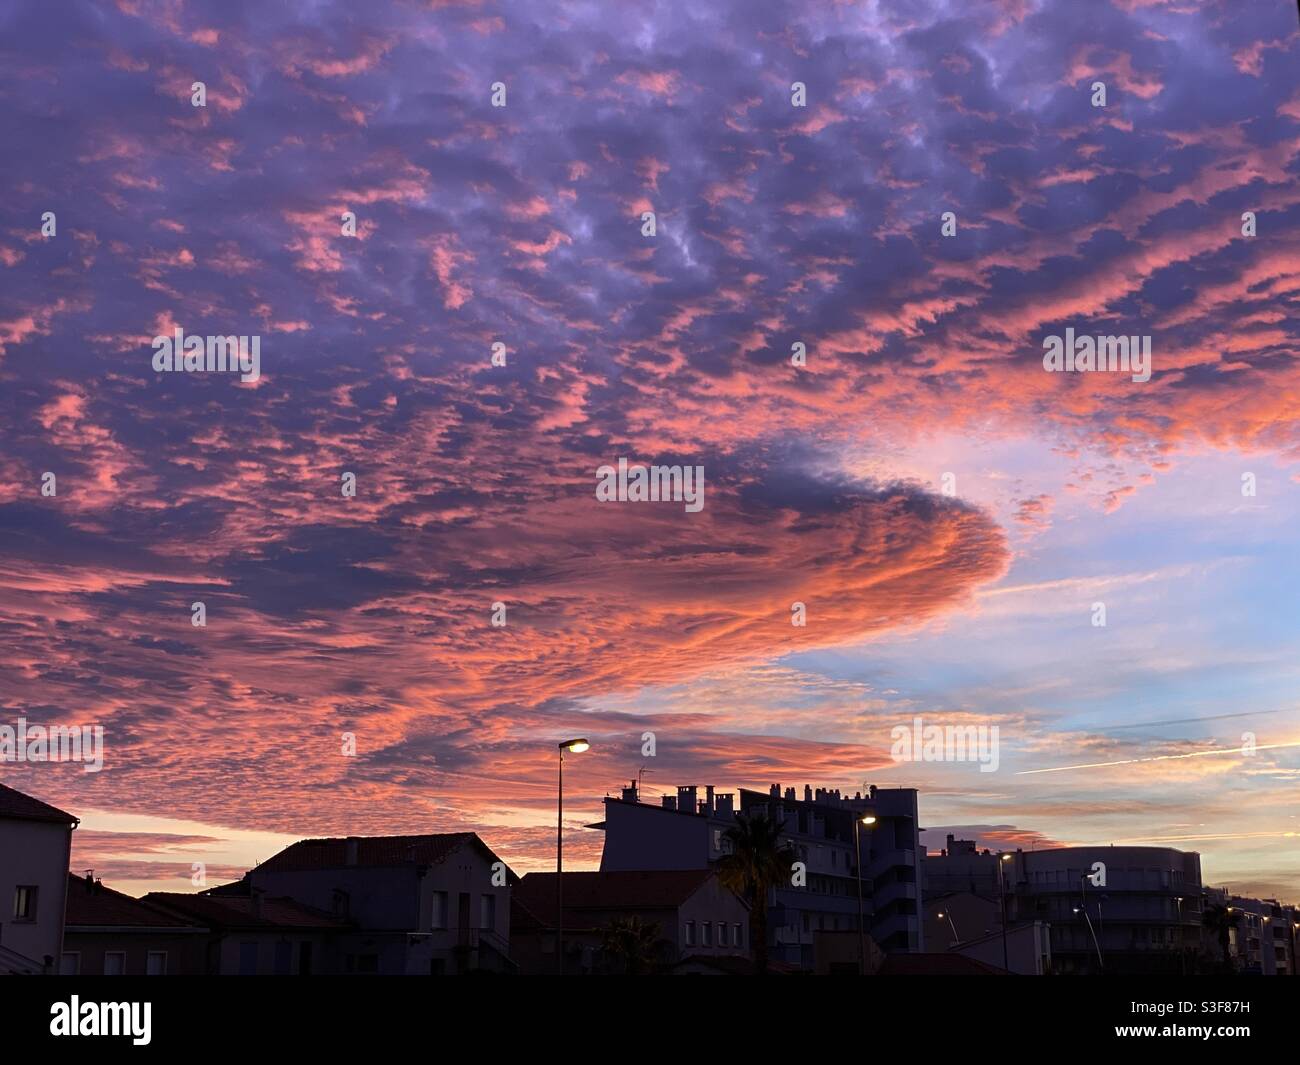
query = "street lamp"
(996, 853, 1013, 972)
(937, 909, 960, 944)
(1079, 873, 1104, 972)
(556, 738, 590, 975)
(854, 813, 876, 974)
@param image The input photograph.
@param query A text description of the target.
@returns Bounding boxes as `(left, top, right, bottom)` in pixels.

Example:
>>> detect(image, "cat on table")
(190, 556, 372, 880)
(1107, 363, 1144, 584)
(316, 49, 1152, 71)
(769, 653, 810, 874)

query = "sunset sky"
(1, 0, 1298, 901)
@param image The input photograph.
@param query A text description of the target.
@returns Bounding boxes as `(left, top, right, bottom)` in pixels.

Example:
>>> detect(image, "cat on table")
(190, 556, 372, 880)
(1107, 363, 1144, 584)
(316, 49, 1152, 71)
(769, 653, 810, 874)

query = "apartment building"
(595, 780, 924, 969)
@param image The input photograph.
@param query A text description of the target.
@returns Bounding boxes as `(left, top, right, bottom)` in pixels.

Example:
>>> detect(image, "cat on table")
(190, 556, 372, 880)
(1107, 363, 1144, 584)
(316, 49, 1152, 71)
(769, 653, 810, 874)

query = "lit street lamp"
(854, 813, 876, 974)
(556, 737, 590, 975)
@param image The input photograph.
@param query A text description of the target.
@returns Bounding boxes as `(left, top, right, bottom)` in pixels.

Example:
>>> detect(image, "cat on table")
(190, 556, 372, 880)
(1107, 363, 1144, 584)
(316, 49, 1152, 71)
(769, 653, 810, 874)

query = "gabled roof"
(65, 874, 203, 930)
(253, 832, 511, 876)
(144, 892, 351, 931)
(513, 869, 724, 928)
(0, 782, 77, 825)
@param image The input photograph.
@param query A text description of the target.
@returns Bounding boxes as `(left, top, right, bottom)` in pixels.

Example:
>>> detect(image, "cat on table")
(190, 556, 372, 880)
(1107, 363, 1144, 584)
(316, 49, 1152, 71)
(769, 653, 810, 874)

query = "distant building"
(0, 783, 77, 974)
(1224, 895, 1299, 975)
(595, 780, 924, 968)
(232, 833, 515, 974)
(921, 834, 999, 895)
(510, 868, 748, 974)
(63, 873, 207, 975)
(1004, 845, 1204, 975)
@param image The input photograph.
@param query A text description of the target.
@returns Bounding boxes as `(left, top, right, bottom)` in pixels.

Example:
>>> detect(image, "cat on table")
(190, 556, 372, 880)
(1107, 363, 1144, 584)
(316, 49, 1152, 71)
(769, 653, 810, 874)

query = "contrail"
(1017, 740, 1300, 776)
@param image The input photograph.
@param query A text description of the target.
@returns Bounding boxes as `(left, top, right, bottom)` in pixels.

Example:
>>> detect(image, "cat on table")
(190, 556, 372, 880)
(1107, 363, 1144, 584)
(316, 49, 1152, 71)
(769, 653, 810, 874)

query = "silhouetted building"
(1003, 845, 1203, 975)
(511, 868, 748, 974)
(143, 889, 350, 974)
(233, 832, 515, 974)
(595, 780, 924, 968)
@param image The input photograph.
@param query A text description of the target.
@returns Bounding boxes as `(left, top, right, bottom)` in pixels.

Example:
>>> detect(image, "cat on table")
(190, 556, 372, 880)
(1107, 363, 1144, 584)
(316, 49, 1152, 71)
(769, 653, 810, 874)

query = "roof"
(877, 953, 1009, 975)
(65, 874, 202, 930)
(0, 782, 77, 825)
(144, 892, 350, 931)
(253, 832, 508, 874)
(513, 869, 721, 928)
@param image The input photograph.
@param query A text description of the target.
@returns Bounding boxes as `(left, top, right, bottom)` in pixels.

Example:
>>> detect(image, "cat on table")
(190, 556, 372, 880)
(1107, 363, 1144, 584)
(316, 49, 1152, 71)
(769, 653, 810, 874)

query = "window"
(734, 924, 743, 948)
(713, 829, 722, 852)
(331, 889, 350, 918)
(274, 941, 292, 975)
(718, 923, 729, 947)
(480, 893, 497, 930)
(685, 921, 696, 946)
(432, 890, 448, 929)
(702, 922, 713, 946)
(13, 885, 37, 922)
(60, 953, 80, 975)
(238, 941, 259, 975)
(146, 951, 167, 976)
(104, 952, 125, 976)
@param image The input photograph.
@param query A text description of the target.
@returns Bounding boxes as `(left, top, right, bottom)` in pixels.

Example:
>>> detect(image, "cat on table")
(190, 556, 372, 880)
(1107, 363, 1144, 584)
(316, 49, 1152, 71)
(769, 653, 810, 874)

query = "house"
(143, 889, 350, 975)
(511, 868, 749, 974)
(233, 833, 515, 974)
(63, 873, 207, 975)
(0, 782, 78, 974)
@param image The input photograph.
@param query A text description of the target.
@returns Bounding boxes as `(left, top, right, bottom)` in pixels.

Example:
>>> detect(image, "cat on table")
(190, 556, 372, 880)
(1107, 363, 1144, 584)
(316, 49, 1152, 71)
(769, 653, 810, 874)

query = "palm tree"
(1202, 904, 1240, 972)
(599, 916, 662, 974)
(717, 810, 797, 975)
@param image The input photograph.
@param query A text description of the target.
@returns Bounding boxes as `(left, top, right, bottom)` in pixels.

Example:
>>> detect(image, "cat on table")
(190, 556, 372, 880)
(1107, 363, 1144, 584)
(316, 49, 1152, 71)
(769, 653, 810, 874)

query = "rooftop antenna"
(638, 765, 654, 790)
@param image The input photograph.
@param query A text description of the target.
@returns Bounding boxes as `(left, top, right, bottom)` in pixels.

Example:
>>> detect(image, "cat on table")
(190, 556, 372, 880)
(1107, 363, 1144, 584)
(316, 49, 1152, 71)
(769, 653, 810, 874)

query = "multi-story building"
(595, 780, 924, 968)
(1004, 845, 1204, 974)
(0, 783, 77, 974)
(1224, 896, 1299, 975)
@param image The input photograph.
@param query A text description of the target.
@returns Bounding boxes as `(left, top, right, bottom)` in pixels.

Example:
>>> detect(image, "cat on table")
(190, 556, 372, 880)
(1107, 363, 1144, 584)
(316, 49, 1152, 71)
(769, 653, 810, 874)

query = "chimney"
(678, 786, 697, 815)
(704, 786, 715, 815)
(622, 780, 639, 803)
(662, 796, 677, 811)
(805, 785, 813, 802)
(769, 783, 780, 798)
(869, 784, 878, 799)
(345, 836, 360, 866)
(784, 787, 796, 802)
(715, 793, 734, 817)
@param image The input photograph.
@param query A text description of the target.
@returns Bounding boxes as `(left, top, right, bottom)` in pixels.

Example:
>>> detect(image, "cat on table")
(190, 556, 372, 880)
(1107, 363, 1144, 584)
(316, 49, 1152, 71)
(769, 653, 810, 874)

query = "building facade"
(0, 783, 77, 974)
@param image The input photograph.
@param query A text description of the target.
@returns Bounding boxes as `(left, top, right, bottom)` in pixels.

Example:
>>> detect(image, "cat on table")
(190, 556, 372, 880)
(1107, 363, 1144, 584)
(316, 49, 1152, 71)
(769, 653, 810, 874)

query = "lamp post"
(1175, 896, 1185, 976)
(556, 737, 590, 975)
(937, 909, 960, 945)
(1079, 873, 1104, 972)
(996, 853, 1013, 972)
(854, 813, 876, 974)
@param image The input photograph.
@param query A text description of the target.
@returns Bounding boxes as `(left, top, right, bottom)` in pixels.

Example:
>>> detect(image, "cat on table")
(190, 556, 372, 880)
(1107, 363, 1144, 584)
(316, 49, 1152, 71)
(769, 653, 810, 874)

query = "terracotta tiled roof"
(253, 832, 489, 872)
(144, 891, 350, 931)
(513, 869, 719, 927)
(65, 874, 202, 929)
(0, 782, 77, 824)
